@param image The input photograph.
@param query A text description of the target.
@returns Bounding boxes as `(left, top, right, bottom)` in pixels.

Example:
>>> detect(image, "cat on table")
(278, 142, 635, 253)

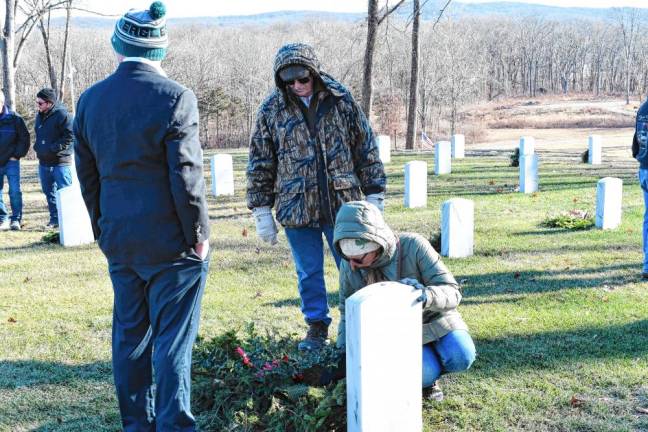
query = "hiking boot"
(423, 381, 444, 402)
(46, 221, 58, 229)
(0, 219, 9, 231)
(298, 321, 330, 351)
(642, 272, 648, 280)
(10, 220, 21, 231)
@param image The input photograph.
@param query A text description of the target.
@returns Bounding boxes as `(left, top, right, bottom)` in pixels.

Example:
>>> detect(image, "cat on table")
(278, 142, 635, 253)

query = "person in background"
(73, 2, 210, 430)
(333, 200, 476, 401)
(634, 101, 648, 279)
(34, 87, 73, 229)
(246, 42, 386, 351)
(0, 91, 30, 231)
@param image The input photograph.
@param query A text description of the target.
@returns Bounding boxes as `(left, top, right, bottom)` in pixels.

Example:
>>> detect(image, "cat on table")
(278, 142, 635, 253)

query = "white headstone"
(210, 154, 234, 196)
(377, 135, 391, 164)
(441, 198, 474, 258)
(404, 161, 427, 208)
(519, 136, 535, 156)
(56, 184, 94, 247)
(451, 134, 465, 159)
(596, 177, 622, 229)
(435, 141, 451, 175)
(346, 282, 422, 432)
(519, 154, 539, 194)
(588, 135, 602, 165)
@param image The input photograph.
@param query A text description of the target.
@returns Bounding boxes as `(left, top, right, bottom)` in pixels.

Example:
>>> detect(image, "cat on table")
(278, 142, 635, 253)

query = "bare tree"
(405, 0, 420, 150)
(361, 0, 405, 117)
(0, 0, 69, 110)
(38, 14, 58, 93)
(615, 7, 640, 104)
(2, 0, 17, 110)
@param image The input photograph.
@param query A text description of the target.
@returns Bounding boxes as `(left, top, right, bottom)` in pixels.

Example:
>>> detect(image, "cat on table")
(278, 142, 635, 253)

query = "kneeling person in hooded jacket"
(333, 201, 476, 400)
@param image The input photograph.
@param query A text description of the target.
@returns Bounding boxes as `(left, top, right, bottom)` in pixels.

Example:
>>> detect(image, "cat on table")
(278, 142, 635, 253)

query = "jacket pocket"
(331, 173, 362, 210)
(275, 177, 307, 227)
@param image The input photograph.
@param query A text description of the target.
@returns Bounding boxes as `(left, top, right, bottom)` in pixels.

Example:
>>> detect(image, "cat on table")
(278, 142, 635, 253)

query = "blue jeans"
(422, 329, 476, 388)
(639, 169, 648, 272)
(0, 160, 22, 222)
(38, 164, 72, 224)
(284, 224, 342, 326)
(109, 254, 209, 432)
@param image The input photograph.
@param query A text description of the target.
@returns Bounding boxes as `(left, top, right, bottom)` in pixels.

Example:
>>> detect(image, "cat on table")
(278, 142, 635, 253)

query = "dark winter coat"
(635, 99, 648, 169)
(34, 102, 74, 166)
(246, 43, 386, 228)
(333, 201, 468, 348)
(73, 61, 210, 265)
(0, 107, 30, 166)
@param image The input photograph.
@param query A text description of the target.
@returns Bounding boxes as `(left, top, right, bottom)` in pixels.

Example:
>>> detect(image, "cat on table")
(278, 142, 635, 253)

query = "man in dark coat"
(0, 91, 30, 231)
(73, 2, 210, 430)
(34, 87, 74, 229)
(634, 100, 648, 278)
(246, 42, 386, 350)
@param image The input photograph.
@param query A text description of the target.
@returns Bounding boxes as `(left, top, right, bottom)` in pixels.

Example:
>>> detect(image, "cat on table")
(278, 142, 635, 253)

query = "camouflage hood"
(272, 42, 346, 99)
(273, 42, 321, 90)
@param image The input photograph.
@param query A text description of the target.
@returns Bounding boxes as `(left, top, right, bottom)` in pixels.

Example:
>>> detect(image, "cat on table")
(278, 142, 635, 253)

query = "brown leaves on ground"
(8, 317, 17, 323)
(570, 395, 585, 408)
(242, 227, 248, 237)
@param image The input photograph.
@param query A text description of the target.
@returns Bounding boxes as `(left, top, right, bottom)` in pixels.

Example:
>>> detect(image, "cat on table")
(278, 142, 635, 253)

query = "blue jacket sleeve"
(13, 115, 30, 159)
(73, 96, 101, 239)
(52, 110, 74, 153)
(164, 89, 210, 245)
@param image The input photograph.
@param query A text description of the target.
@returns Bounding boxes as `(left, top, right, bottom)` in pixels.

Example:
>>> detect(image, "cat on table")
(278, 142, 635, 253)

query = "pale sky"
(78, 0, 647, 18)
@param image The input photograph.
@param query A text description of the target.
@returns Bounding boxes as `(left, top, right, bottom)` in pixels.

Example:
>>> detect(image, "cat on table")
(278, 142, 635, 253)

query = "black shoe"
(642, 272, 648, 280)
(46, 221, 58, 229)
(423, 381, 444, 402)
(298, 321, 330, 351)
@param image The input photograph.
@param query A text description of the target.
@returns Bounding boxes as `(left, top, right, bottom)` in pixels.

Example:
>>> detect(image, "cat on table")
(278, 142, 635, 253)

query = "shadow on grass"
(263, 289, 341, 309)
(0, 242, 97, 253)
(0, 359, 112, 390)
(473, 319, 648, 374)
(461, 262, 639, 298)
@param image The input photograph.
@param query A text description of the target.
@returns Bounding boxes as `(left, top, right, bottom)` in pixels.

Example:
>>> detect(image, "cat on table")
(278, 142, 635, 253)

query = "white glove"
(252, 206, 278, 245)
(366, 193, 385, 213)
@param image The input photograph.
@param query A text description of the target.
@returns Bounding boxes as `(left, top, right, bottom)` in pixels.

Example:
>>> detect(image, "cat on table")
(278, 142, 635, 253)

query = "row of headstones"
(518, 135, 602, 194)
(207, 134, 603, 197)
(429, 176, 622, 260)
(57, 134, 614, 248)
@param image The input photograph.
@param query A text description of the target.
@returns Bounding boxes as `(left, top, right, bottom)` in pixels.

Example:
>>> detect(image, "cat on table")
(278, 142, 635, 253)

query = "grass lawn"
(1, 147, 647, 431)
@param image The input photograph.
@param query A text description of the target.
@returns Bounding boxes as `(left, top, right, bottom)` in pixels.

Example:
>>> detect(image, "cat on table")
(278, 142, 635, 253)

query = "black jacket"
(0, 107, 30, 166)
(73, 61, 210, 265)
(34, 102, 74, 166)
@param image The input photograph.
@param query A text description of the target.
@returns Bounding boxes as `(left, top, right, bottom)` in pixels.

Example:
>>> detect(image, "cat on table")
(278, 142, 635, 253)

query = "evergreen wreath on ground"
(542, 209, 594, 230)
(192, 324, 346, 431)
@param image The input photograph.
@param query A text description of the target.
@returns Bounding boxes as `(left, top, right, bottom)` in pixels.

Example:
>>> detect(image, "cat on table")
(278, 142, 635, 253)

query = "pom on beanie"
(149, 1, 166, 20)
(111, 2, 168, 61)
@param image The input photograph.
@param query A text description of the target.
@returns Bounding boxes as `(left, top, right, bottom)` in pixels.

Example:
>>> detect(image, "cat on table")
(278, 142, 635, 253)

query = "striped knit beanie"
(111, 1, 168, 61)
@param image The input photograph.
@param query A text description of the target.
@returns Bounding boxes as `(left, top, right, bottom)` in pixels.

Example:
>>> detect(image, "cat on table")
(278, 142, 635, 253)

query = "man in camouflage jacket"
(246, 42, 386, 350)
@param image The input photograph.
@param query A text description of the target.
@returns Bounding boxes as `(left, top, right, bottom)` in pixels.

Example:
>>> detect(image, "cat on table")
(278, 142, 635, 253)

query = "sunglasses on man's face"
(285, 76, 311, 86)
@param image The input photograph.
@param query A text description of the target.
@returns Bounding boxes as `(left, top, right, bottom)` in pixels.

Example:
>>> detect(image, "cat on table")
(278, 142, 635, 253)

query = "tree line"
(2, 3, 647, 149)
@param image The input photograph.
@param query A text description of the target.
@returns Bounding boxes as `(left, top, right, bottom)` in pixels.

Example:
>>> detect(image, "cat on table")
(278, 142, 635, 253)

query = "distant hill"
(63, 1, 647, 29)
